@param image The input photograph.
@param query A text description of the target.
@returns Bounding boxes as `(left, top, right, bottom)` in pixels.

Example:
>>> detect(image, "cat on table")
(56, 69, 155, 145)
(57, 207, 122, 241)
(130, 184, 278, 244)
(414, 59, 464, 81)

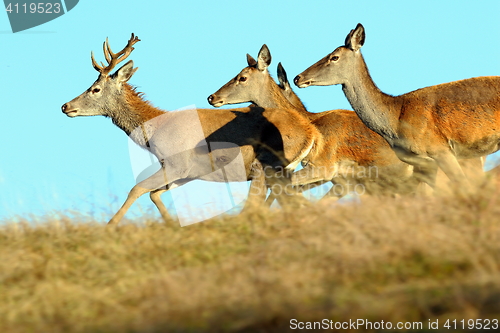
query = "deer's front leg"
(108, 169, 172, 225)
(241, 159, 268, 212)
(108, 185, 151, 225)
(433, 152, 470, 191)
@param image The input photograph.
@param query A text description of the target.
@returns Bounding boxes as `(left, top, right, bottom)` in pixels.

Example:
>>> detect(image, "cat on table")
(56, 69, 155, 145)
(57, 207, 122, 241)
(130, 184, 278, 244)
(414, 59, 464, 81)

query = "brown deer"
(208, 45, 421, 199)
(61, 34, 322, 225)
(277, 59, 485, 194)
(295, 23, 496, 190)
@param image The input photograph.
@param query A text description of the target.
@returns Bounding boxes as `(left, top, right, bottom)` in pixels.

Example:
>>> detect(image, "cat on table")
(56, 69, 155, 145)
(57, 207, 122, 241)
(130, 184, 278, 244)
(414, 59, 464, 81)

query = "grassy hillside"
(1, 181, 500, 332)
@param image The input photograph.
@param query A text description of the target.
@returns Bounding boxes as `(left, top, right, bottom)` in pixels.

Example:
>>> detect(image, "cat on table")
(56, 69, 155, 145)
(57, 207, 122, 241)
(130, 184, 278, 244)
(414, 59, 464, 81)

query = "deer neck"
(108, 84, 166, 146)
(259, 78, 310, 118)
(342, 54, 400, 141)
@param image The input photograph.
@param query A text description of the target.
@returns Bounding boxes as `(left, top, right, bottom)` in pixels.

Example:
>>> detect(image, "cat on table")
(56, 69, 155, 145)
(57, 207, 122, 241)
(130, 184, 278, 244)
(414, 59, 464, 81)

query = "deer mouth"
(61, 103, 79, 117)
(297, 81, 312, 88)
(63, 109, 78, 117)
(212, 101, 225, 107)
(294, 75, 313, 88)
(207, 94, 225, 107)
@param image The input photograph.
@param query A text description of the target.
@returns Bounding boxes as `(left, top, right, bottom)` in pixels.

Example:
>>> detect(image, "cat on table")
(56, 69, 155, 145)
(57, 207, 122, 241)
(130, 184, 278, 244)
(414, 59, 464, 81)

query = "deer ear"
(246, 54, 257, 67)
(277, 62, 290, 90)
(114, 60, 138, 82)
(257, 44, 271, 71)
(345, 23, 365, 51)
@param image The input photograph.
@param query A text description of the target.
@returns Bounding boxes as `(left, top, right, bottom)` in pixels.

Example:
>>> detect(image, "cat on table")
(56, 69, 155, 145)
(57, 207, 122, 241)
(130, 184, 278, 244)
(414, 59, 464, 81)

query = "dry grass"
(1, 180, 500, 332)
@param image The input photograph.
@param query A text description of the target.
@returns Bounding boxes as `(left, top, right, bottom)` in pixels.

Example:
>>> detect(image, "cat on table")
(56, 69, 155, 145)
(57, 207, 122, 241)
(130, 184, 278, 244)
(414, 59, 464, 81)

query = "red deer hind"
(295, 23, 496, 190)
(208, 45, 422, 199)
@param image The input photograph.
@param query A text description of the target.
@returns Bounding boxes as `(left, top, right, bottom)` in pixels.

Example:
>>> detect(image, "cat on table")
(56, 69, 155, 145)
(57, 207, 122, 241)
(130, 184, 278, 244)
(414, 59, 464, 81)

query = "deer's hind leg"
(150, 189, 171, 223)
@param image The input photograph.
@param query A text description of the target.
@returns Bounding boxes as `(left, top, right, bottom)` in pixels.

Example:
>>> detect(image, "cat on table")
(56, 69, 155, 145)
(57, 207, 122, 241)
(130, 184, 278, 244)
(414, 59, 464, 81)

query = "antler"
(91, 33, 140, 76)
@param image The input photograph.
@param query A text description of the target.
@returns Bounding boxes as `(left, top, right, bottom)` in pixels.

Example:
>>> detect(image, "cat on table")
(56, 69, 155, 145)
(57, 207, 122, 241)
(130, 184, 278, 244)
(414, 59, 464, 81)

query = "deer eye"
(330, 56, 339, 62)
(239, 76, 247, 82)
(92, 88, 101, 94)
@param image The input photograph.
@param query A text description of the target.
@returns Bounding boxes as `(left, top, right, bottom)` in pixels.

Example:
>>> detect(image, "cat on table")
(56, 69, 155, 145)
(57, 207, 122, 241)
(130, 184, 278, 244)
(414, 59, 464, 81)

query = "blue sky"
(1, 0, 499, 223)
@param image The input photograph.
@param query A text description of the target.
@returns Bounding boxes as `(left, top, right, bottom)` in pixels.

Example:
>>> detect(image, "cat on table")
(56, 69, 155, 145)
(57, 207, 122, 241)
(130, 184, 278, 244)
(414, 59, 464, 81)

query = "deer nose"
(61, 103, 68, 112)
(207, 94, 215, 104)
(293, 75, 301, 86)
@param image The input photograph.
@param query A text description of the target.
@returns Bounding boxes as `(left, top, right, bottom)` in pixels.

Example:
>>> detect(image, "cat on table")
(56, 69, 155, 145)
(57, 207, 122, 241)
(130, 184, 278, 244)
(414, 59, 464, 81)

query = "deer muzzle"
(207, 94, 224, 107)
(61, 103, 78, 117)
(294, 75, 312, 88)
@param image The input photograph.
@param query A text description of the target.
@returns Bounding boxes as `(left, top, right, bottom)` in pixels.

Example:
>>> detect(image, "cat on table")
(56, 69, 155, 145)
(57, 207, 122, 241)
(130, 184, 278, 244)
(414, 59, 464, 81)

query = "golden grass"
(1, 180, 500, 332)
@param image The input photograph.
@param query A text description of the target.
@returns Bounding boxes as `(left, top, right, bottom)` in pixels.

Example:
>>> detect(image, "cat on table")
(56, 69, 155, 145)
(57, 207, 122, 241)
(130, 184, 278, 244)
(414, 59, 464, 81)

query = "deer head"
(294, 23, 365, 88)
(207, 44, 272, 107)
(61, 34, 140, 117)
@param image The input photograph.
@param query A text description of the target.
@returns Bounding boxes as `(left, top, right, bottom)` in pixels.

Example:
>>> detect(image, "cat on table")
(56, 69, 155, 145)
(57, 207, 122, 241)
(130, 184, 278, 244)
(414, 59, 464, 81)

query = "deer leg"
(285, 180, 332, 201)
(290, 165, 347, 201)
(433, 152, 471, 190)
(297, 181, 330, 201)
(486, 164, 500, 183)
(268, 184, 293, 207)
(321, 180, 349, 200)
(261, 164, 282, 207)
(265, 192, 277, 206)
(271, 175, 310, 208)
(291, 165, 327, 187)
(108, 168, 175, 225)
(416, 181, 434, 196)
(108, 185, 151, 225)
(241, 159, 268, 212)
(264, 165, 333, 205)
(260, 167, 298, 208)
(148, 178, 195, 224)
(149, 189, 175, 224)
(458, 158, 485, 187)
(265, 178, 326, 206)
(269, 183, 333, 206)
(413, 164, 438, 195)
